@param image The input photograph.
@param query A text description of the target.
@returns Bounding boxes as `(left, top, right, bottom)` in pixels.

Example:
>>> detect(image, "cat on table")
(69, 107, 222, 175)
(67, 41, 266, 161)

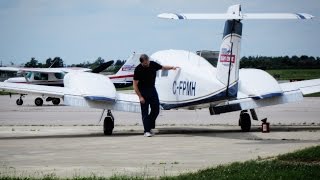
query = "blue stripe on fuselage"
(160, 83, 238, 110)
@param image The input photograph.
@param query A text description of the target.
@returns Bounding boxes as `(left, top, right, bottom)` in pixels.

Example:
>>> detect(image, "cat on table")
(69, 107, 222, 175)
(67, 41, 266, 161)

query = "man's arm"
(133, 80, 145, 104)
(162, 65, 178, 70)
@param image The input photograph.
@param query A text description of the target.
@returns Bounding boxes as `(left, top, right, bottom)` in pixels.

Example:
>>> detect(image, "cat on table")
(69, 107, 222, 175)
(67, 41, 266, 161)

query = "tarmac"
(0, 95, 320, 178)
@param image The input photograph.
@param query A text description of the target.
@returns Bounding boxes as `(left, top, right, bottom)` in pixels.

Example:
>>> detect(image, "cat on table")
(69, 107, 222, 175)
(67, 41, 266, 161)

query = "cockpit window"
(34, 72, 48, 80)
(161, 70, 168, 77)
(54, 73, 64, 79)
(25, 72, 32, 79)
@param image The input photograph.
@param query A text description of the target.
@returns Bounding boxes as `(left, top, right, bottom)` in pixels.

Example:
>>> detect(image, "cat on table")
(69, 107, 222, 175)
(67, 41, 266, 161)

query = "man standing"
(133, 54, 177, 137)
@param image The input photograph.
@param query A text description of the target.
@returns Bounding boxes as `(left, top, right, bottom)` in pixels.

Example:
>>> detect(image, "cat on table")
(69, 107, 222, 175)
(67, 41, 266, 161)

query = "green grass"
(0, 91, 13, 95)
(278, 145, 320, 163)
(1, 145, 320, 180)
(266, 69, 320, 80)
(305, 92, 320, 97)
(116, 86, 133, 91)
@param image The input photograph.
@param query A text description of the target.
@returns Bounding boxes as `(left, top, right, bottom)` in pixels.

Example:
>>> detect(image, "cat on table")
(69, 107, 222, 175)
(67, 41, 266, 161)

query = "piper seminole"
(0, 4, 319, 135)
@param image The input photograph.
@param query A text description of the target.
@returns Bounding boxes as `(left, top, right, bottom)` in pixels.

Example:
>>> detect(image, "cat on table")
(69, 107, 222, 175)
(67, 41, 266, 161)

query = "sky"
(0, 0, 319, 65)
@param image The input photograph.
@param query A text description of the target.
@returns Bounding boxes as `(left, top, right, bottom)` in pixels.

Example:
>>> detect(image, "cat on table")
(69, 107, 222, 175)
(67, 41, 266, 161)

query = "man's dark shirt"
(134, 61, 162, 89)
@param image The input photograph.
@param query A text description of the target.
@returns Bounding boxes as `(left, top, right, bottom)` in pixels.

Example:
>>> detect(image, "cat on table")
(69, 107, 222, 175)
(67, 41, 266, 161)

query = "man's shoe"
(144, 132, 152, 137)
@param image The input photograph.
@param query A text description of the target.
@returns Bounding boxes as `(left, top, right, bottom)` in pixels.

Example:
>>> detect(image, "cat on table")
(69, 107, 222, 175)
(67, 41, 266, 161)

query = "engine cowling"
(64, 72, 116, 99)
(238, 69, 283, 98)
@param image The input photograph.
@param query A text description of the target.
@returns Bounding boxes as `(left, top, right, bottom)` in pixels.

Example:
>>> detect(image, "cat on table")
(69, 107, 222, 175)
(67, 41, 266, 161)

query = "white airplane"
(0, 5, 318, 135)
(0, 52, 141, 106)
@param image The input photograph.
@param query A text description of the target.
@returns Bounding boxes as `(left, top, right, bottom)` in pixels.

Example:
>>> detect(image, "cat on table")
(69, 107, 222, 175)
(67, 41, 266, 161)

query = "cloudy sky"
(0, 0, 319, 65)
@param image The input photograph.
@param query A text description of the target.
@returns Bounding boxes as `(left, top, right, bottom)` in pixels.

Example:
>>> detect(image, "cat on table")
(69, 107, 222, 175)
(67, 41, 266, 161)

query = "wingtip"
(157, 13, 183, 20)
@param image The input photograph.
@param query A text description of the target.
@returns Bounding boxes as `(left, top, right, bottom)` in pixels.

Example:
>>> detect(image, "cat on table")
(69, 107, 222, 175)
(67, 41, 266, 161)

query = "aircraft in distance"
(0, 52, 141, 106)
(0, 4, 318, 135)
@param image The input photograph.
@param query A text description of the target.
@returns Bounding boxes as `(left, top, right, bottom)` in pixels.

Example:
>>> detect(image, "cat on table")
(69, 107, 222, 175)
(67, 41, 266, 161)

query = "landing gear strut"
(103, 110, 114, 135)
(16, 94, 24, 106)
(239, 110, 251, 132)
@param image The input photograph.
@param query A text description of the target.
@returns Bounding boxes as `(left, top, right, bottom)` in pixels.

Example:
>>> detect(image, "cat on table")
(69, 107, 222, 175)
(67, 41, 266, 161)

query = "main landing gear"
(238, 109, 261, 132)
(15, 95, 61, 106)
(16, 94, 24, 106)
(103, 110, 115, 135)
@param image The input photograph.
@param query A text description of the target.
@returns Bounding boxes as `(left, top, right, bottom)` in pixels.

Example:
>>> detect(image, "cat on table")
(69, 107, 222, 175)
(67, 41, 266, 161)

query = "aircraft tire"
(52, 98, 60, 105)
(103, 116, 114, 135)
(35, 97, 43, 106)
(240, 112, 251, 132)
(16, 99, 23, 106)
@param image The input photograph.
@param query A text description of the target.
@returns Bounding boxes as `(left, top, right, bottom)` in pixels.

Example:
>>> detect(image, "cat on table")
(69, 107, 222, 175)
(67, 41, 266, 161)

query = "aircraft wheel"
(52, 98, 60, 105)
(239, 112, 251, 132)
(103, 116, 114, 135)
(16, 99, 23, 106)
(35, 97, 43, 106)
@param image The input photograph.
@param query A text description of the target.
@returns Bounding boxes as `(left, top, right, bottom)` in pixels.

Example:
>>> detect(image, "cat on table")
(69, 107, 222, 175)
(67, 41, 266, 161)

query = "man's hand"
(162, 66, 180, 71)
(139, 96, 145, 104)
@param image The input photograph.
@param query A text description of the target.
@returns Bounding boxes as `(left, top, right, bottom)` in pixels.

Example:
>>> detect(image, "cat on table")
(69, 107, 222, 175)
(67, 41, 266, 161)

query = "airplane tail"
(216, 5, 242, 89)
(108, 52, 141, 88)
(113, 52, 141, 77)
(158, 4, 313, 97)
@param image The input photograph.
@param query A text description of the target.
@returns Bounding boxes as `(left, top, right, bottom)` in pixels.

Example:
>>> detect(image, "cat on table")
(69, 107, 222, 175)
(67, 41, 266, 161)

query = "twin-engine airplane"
(0, 4, 319, 135)
(0, 52, 141, 106)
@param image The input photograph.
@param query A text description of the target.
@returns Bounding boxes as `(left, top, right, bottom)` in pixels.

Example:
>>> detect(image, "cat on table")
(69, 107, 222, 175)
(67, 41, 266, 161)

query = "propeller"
(91, 60, 114, 73)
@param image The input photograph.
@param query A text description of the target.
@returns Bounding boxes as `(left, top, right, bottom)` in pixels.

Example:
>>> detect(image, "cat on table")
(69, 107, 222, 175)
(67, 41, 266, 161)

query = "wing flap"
(280, 79, 320, 95)
(211, 90, 303, 115)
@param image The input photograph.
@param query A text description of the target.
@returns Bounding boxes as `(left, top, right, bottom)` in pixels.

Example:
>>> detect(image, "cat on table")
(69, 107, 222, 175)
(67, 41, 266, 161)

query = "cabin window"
(25, 72, 32, 79)
(161, 70, 168, 77)
(54, 73, 64, 79)
(34, 72, 48, 80)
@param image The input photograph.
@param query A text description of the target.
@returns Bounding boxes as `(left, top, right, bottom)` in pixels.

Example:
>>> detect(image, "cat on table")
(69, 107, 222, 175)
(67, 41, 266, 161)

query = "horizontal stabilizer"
(158, 13, 314, 20)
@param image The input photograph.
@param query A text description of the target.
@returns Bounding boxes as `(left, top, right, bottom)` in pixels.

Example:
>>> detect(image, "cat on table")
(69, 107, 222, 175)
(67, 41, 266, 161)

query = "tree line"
(22, 55, 320, 70)
(240, 55, 320, 70)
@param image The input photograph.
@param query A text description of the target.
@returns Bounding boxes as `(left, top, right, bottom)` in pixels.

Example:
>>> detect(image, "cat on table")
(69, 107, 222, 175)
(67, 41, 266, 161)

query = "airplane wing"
(0, 67, 20, 72)
(0, 82, 68, 98)
(0, 72, 140, 112)
(0, 67, 92, 73)
(209, 79, 320, 115)
(279, 79, 320, 95)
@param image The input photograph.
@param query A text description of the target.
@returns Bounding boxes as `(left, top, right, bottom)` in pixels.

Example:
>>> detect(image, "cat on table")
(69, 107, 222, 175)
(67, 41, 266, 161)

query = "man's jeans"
(140, 87, 160, 133)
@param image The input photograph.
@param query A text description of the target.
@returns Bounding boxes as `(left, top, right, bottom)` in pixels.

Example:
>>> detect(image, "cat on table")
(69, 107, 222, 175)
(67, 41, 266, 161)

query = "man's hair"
(139, 54, 149, 63)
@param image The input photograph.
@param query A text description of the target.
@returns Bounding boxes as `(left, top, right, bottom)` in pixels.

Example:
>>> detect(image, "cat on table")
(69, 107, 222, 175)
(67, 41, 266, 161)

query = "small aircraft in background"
(0, 4, 318, 135)
(0, 52, 141, 106)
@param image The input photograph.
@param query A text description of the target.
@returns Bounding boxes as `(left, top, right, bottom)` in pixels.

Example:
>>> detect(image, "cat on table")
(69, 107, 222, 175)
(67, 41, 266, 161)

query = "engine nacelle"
(238, 69, 283, 98)
(64, 72, 116, 99)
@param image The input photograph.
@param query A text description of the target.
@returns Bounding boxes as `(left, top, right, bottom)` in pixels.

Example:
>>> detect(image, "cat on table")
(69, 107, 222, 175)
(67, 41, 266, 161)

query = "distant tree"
(24, 57, 39, 67)
(240, 55, 320, 69)
(115, 60, 124, 66)
(50, 57, 64, 68)
(90, 57, 105, 69)
(45, 58, 53, 68)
